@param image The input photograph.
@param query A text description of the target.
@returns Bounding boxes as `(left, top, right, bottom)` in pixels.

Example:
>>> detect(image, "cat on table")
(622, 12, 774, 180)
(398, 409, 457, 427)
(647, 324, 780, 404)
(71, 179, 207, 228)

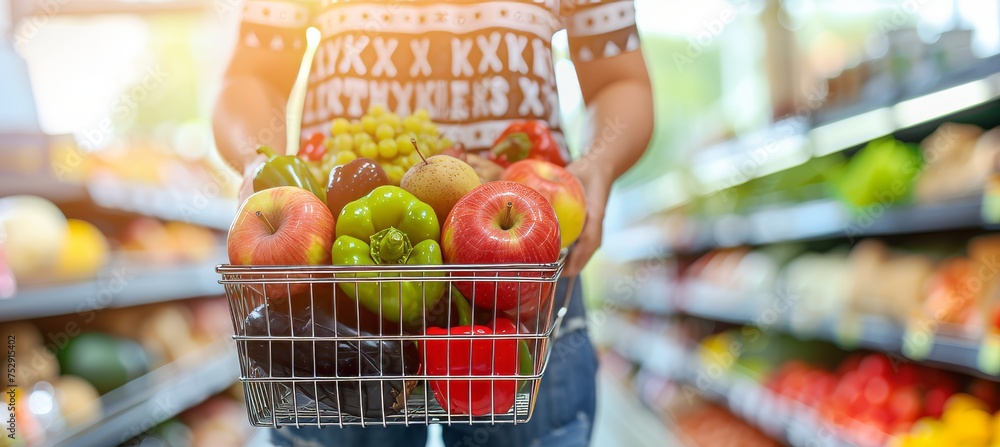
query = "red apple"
(227, 186, 335, 299)
(442, 181, 561, 311)
(502, 160, 585, 249)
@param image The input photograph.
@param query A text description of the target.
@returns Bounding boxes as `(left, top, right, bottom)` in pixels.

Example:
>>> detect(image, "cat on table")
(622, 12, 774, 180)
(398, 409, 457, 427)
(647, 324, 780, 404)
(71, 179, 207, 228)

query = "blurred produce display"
(674, 405, 778, 447)
(697, 123, 999, 219)
(0, 298, 232, 446)
(53, 219, 110, 281)
(0, 195, 70, 282)
(834, 138, 922, 209)
(614, 231, 1000, 340)
(120, 395, 252, 447)
(119, 217, 219, 264)
(0, 192, 221, 293)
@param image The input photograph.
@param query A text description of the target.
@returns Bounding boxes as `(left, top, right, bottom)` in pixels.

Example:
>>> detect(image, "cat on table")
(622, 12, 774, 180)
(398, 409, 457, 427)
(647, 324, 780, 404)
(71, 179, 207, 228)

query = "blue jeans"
(270, 278, 597, 447)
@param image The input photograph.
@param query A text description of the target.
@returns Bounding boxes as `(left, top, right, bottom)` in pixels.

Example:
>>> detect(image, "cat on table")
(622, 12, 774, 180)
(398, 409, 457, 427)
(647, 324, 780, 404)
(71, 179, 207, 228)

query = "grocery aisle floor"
(246, 371, 681, 447)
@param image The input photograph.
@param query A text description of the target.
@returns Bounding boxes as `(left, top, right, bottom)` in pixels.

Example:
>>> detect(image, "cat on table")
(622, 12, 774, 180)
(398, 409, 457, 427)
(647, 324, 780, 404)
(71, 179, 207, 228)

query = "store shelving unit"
(611, 195, 987, 261)
(0, 252, 227, 322)
(608, 281, 1000, 382)
(677, 288, 1000, 381)
(603, 61, 1000, 446)
(86, 180, 237, 232)
(603, 315, 865, 447)
(620, 65, 1000, 227)
(45, 339, 239, 447)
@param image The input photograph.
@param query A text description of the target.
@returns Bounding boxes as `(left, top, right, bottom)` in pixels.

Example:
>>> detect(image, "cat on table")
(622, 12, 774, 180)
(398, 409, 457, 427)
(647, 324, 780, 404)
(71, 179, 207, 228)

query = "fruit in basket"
(298, 132, 327, 162)
(243, 302, 419, 418)
(419, 289, 532, 416)
(0, 195, 68, 280)
(228, 187, 335, 298)
(332, 186, 446, 327)
(466, 153, 506, 183)
(326, 158, 390, 217)
(252, 146, 326, 203)
(320, 107, 453, 186)
(228, 187, 334, 266)
(442, 182, 561, 311)
(440, 143, 467, 161)
(488, 120, 567, 168)
(502, 160, 586, 248)
(400, 143, 481, 221)
(53, 219, 110, 280)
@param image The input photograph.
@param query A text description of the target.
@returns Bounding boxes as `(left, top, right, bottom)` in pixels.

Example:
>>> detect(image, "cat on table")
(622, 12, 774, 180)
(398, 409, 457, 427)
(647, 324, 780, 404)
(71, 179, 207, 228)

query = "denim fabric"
(270, 278, 597, 447)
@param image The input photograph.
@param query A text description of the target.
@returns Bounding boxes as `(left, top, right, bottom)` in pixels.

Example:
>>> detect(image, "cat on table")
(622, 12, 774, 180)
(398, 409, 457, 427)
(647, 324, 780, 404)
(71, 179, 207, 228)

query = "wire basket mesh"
(217, 260, 570, 428)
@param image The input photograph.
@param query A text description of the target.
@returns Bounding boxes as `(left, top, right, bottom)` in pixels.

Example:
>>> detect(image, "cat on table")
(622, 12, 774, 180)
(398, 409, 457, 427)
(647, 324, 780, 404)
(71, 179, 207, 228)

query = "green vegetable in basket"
(252, 146, 327, 202)
(331, 185, 446, 327)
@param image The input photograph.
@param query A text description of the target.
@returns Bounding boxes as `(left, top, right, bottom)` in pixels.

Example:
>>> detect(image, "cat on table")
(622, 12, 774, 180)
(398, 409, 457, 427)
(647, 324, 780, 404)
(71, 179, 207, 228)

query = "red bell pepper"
(419, 287, 533, 416)
(298, 132, 327, 162)
(488, 120, 567, 168)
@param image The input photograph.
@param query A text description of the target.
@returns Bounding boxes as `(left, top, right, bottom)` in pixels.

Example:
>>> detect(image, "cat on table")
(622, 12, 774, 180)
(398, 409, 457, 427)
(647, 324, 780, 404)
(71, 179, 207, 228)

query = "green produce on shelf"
(695, 154, 846, 216)
(834, 137, 922, 209)
(57, 332, 150, 395)
(331, 186, 446, 327)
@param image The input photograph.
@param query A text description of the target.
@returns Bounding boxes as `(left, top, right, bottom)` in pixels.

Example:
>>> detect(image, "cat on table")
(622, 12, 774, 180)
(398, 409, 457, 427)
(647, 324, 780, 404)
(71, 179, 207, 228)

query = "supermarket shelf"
(743, 195, 984, 246)
(0, 252, 226, 322)
(48, 338, 239, 447)
(610, 195, 985, 260)
(87, 179, 237, 231)
(616, 282, 1000, 381)
(624, 69, 1000, 224)
(605, 318, 861, 447)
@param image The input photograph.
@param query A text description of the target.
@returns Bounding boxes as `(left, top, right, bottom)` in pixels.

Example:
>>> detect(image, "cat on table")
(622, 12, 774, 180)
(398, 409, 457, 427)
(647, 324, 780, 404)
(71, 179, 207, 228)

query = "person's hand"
(564, 160, 613, 277)
(238, 154, 267, 204)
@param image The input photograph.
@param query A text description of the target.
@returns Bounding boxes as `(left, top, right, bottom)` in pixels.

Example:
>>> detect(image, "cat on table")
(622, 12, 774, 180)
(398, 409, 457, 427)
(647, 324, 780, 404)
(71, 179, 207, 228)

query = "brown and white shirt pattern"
(236, 0, 639, 151)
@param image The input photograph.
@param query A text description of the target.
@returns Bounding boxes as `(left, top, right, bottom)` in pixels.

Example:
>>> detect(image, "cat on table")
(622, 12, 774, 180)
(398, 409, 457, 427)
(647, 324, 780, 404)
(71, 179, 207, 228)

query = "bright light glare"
(19, 16, 149, 137)
(635, 0, 741, 37)
(811, 108, 894, 156)
(958, 0, 1000, 56)
(893, 79, 993, 128)
(29, 388, 54, 415)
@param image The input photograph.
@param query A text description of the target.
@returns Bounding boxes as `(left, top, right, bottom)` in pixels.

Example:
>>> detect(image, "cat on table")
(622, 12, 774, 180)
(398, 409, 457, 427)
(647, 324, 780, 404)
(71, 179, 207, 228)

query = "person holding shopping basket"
(214, 1, 653, 445)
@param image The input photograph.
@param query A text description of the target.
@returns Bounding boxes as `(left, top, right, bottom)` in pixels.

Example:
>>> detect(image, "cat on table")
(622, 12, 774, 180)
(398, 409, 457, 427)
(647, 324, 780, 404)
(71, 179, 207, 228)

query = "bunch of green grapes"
(319, 106, 454, 185)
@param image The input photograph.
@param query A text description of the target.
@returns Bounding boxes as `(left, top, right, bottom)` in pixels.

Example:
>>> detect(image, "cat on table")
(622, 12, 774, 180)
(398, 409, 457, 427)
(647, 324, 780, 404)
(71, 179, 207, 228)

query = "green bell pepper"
(253, 146, 326, 203)
(332, 186, 446, 327)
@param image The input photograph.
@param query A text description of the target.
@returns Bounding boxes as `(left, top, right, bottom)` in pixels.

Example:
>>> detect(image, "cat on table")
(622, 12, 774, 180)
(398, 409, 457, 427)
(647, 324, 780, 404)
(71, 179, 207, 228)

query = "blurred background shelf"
(46, 338, 239, 447)
(0, 251, 226, 322)
(86, 180, 237, 232)
(611, 195, 987, 261)
(609, 283, 1000, 382)
(622, 70, 1000, 226)
(602, 317, 862, 447)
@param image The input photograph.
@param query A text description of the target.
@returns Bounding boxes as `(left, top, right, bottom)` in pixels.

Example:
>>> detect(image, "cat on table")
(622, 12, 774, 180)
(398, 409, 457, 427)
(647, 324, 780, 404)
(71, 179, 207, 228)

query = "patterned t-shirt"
(236, 0, 639, 151)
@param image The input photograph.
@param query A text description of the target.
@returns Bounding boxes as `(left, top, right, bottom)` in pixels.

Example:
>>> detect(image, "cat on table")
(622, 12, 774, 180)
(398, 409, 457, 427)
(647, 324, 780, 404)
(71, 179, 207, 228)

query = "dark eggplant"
(243, 302, 419, 418)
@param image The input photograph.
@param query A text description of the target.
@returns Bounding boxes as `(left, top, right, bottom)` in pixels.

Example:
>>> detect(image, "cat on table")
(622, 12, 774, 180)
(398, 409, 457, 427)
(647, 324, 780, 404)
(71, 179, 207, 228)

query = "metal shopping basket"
(216, 258, 572, 428)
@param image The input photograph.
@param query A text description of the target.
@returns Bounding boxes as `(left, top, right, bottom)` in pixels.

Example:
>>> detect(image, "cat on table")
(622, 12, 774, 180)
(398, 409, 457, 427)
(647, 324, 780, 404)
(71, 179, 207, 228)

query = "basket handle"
(551, 276, 577, 340)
